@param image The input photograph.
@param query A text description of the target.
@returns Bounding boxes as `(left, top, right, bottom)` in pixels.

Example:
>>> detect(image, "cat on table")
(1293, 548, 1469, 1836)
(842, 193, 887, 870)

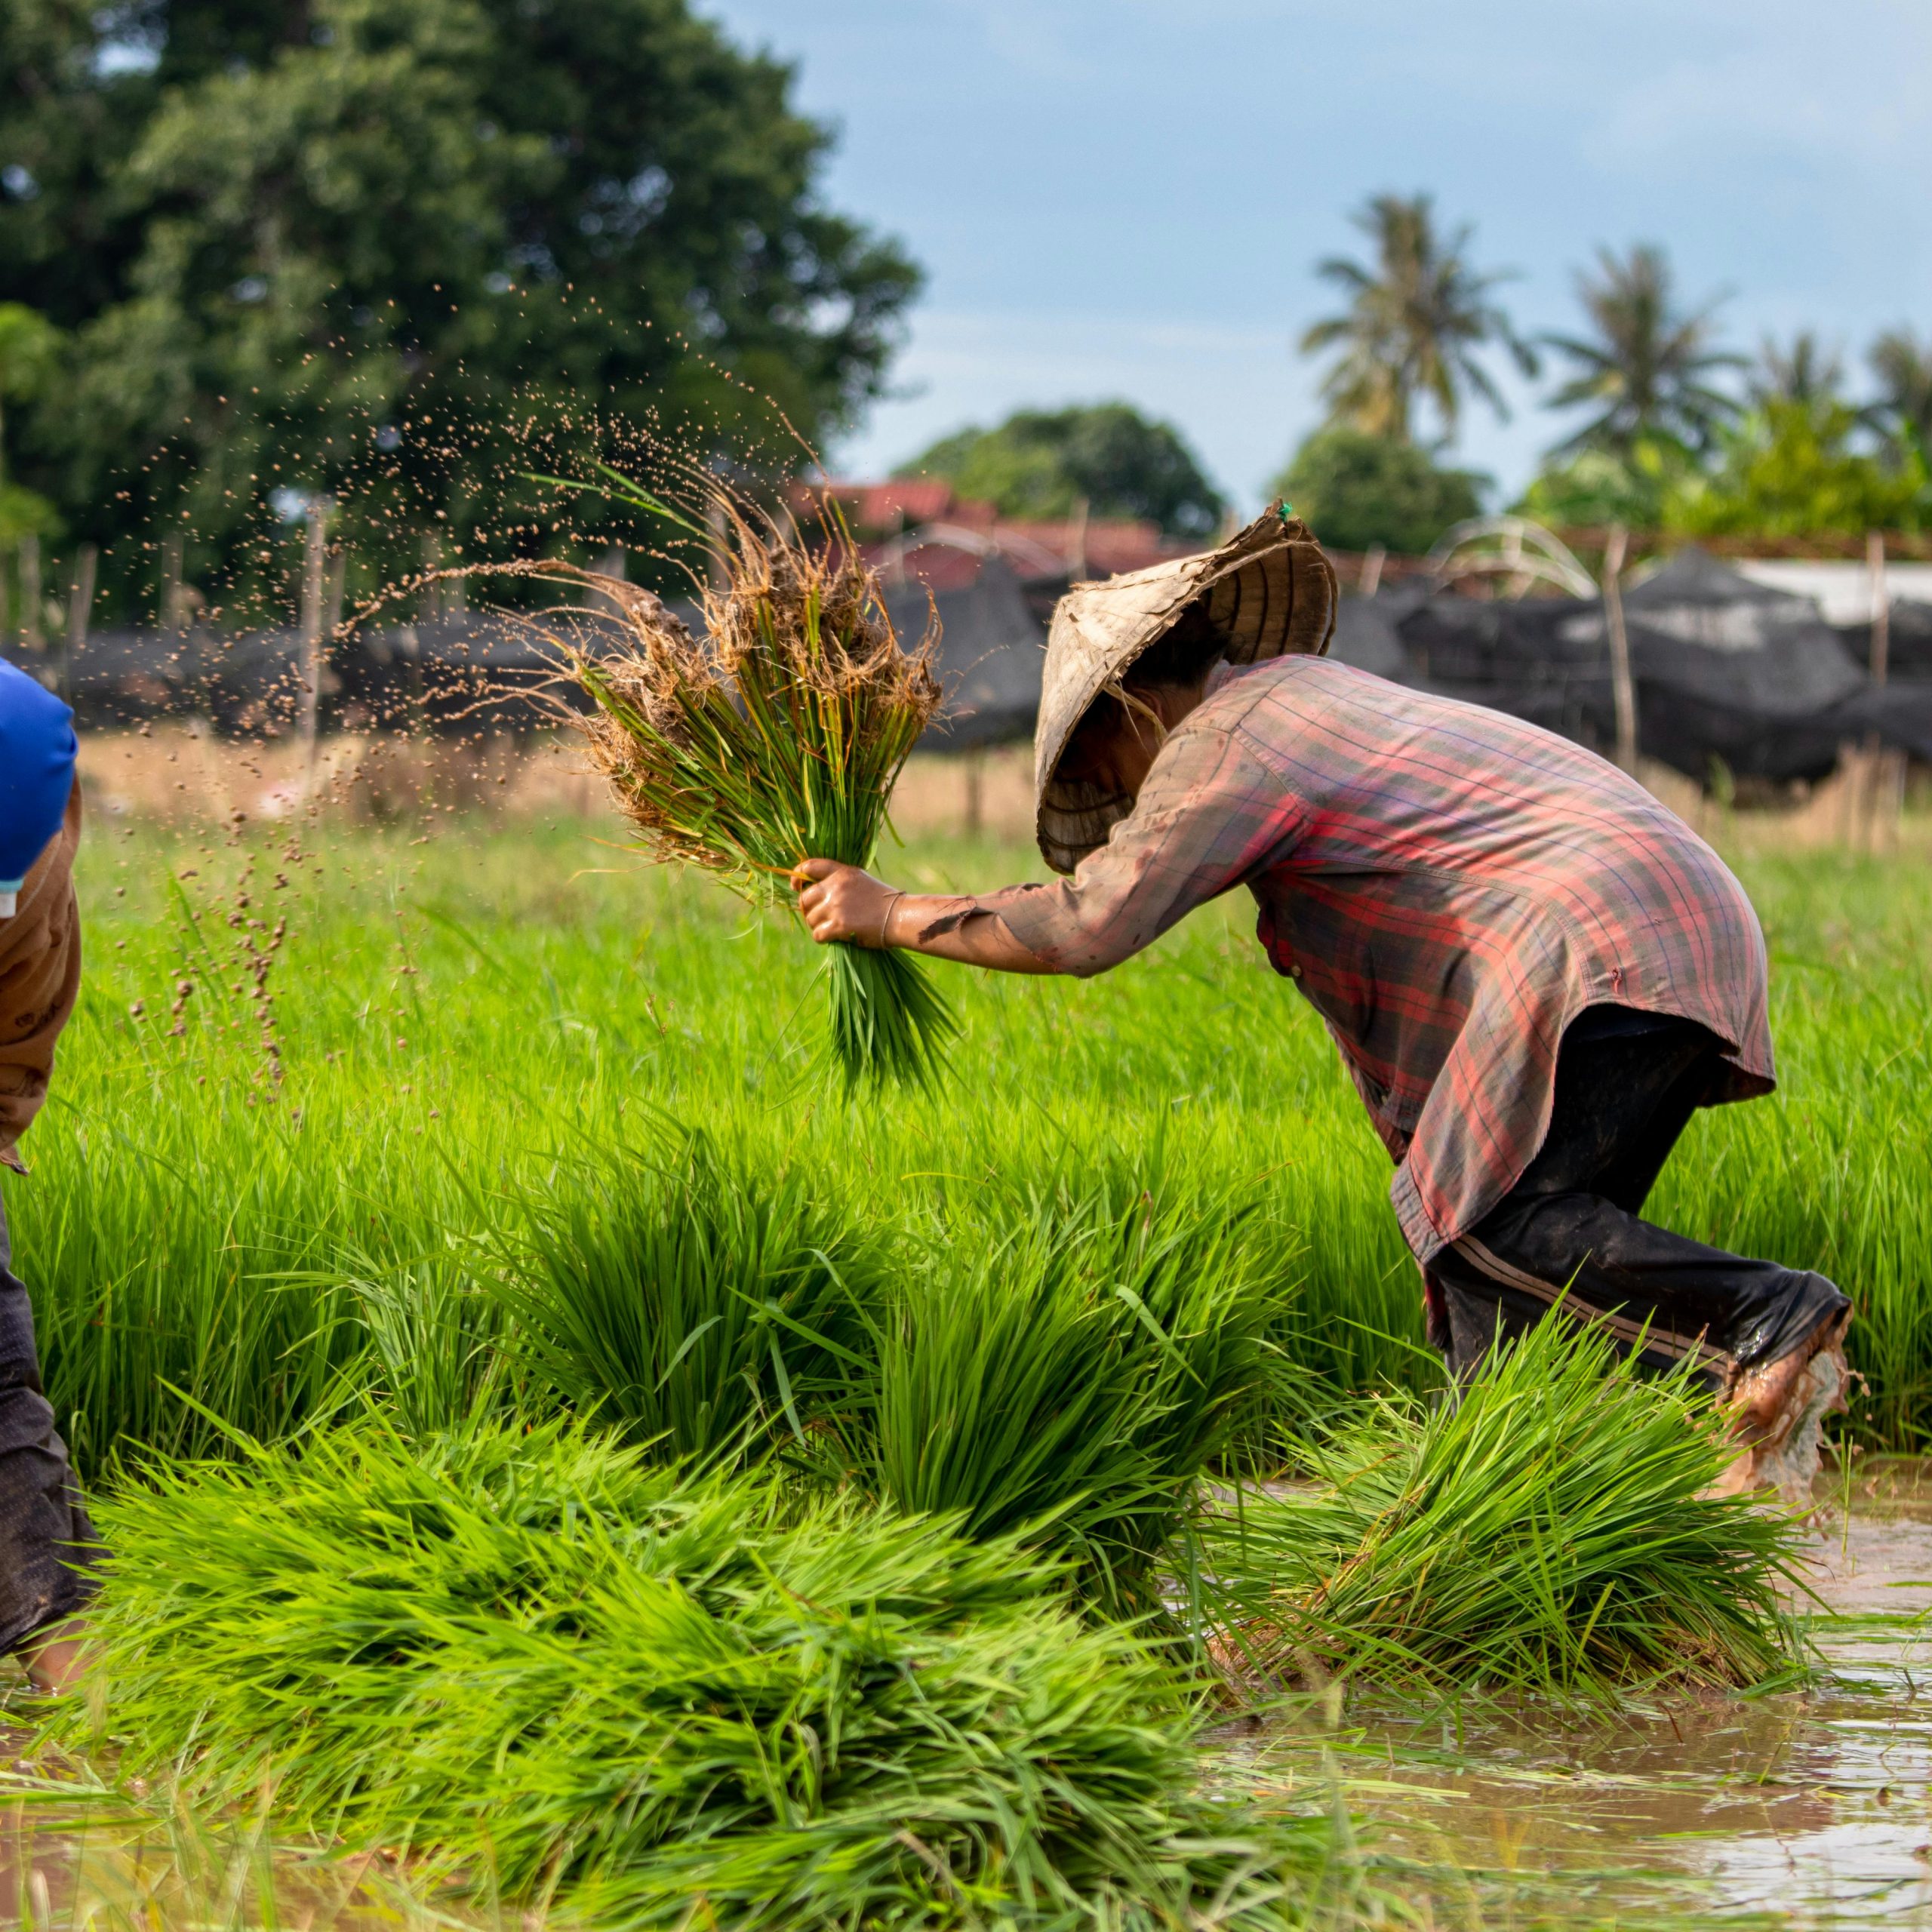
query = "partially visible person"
(0, 660, 96, 1690)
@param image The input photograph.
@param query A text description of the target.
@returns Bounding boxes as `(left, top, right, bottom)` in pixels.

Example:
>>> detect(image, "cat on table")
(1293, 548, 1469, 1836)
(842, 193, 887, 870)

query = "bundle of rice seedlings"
(49, 1420, 1335, 1930)
(543, 479, 952, 1090)
(490, 1127, 884, 1468)
(1207, 1315, 1807, 1700)
(823, 1180, 1291, 1622)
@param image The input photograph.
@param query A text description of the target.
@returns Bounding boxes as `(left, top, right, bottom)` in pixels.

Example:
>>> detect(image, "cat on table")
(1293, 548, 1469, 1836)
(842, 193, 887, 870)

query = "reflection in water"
(1241, 1462, 1932, 1926)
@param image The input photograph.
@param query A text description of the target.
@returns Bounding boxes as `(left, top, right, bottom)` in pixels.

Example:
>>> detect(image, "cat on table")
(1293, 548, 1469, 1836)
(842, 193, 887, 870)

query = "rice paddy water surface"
(2, 789, 1929, 1925)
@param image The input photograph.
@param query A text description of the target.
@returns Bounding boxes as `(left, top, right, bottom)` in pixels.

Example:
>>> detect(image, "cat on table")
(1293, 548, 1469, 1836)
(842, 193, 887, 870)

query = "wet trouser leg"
(1424, 1006, 1850, 1392)
(0, 1194, 98, 1654)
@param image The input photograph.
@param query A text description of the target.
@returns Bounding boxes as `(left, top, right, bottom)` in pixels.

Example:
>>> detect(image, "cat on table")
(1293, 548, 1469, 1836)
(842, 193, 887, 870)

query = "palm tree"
(1541, 245, 1742, 454)
(1300, 193, 1536, 445)
(1749, 331, 1844, 408)
(1866, 329, 1932, 452)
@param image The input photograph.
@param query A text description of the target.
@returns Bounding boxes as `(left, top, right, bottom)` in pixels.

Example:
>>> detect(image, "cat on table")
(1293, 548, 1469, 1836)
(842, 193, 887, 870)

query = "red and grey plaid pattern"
(985, 657, 1774, 1263)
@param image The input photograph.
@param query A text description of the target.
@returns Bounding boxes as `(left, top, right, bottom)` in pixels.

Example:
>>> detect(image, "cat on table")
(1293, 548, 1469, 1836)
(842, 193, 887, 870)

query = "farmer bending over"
(795, 512, 1849, 1491)
(0, 660, 96, 1687)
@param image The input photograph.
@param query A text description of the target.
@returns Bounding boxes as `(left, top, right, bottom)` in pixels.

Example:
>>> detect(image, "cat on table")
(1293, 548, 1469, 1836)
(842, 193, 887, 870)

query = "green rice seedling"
(1207, 1316, 1807, 1699)
(30, 810, 1932, 1482)
(549, 485, 955, 1091)
(4, 1098, 375, 1478)
(490, 1128, 882, 1467)
(51, 1419, 1335, 1930)
(340, 1250, 509, 1438)
(826, 1180, 1291, 1620)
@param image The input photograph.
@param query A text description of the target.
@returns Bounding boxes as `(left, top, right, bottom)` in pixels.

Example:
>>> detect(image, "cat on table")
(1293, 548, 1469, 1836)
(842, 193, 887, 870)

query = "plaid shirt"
(983, 657, 1774, 1263)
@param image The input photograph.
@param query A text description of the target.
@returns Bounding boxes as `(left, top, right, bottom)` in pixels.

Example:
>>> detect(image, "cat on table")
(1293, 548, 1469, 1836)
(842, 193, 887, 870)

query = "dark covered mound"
(1209, 1317, 1807, 1703)
(50, 1420, 1331, 1930)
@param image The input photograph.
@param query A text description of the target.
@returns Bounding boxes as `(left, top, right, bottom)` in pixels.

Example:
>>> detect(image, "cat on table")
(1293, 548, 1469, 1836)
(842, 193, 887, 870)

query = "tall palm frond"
(1299, 193, 1536, 446)
(1750, 331, 1845, 408)
(1866, 329, 1932, 452)
(1542, 245, 1743, 456)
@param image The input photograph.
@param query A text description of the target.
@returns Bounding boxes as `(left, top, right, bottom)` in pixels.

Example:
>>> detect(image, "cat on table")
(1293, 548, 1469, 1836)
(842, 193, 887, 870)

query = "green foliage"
(1512, 433, 1700, 530)
(13, 817, 1932, 1483)
(54, 1419, 1328, 1929)
(903, 403, 1226, 538)
(0, 301, 62, 537)
(1542, 244, 1743, 455)
(1669, 398, 1930, 538)
(1866, 328, 1932, 451)
(1300, 192, 1534, 445)
(495, 1128, 883, 1466)
(1210, 1318, 1806, 1700)
(1270, 425, 1484, 555)
(823, 1171, 1293, 1620)
(0, 0, 919, 612)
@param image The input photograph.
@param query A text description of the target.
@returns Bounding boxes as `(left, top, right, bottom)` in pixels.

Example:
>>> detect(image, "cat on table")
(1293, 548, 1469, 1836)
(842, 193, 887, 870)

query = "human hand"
(791, 858, 900, 949)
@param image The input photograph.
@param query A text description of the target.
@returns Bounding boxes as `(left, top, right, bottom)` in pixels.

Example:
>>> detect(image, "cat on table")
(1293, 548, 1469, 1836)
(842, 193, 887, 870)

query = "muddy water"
(1241, 1461, 1932, 1925)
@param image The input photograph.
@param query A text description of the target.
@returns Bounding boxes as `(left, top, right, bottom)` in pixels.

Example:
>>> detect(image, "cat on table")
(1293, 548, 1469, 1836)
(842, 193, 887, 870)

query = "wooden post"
(708, 497, 730, 595)
(1601, 523, 1638, 773)
(60, 544, 95, 705)
(420, 532, 443, 623)
(1867, 531, 1890, 688)
(1863, 531, 1896, 854)
(19, 534, 42, 653)
(161, 532, 186, 629)
(300, 503, 328, 788)
(1360, 543, 1386, 598)
(591, 543, 627, 615)
(963, 745, 985, 838)
(1066, 497, 1089, 582)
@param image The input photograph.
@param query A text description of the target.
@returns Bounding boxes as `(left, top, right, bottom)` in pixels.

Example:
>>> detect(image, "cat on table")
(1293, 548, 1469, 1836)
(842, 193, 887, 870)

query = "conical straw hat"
(1034, 504, 1337, 872)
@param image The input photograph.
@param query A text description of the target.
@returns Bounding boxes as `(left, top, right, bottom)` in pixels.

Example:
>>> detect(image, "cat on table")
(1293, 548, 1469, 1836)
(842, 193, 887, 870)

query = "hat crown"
(1032, 507, 1336, 873)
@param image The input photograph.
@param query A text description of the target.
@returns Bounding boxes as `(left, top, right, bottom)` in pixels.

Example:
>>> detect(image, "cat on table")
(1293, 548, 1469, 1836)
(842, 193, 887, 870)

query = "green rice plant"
(4, 1097, 374, 1478)
(490, 1128, 883, 1467)
(50, 1419, 1334, 1930)
(824, 1179, 1293, 1620)
(1206, 1316, 1807, 1699)
(340, 1250, 509, 1438)
(547, 485, 955, 1091)
(27, 811, 1932, 1482)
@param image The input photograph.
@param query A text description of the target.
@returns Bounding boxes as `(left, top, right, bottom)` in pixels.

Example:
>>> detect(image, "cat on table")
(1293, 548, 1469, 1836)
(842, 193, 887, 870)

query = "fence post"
(20, 535, 42, 653)
(300, 503, 328, 792)
(1601, 523, 1637, 773)
(1863, 531, 1901, 855)
(61, 544, 96, 705)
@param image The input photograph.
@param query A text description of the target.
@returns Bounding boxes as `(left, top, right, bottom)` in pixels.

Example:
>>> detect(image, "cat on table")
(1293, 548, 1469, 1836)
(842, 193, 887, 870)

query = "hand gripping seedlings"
(552, 482, 955, 1091)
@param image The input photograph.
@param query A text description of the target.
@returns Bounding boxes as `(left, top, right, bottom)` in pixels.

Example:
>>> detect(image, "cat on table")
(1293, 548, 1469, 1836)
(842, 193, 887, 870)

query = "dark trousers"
(0, 1195, 97, 1654)
(1426, 1006, 1849, 1391)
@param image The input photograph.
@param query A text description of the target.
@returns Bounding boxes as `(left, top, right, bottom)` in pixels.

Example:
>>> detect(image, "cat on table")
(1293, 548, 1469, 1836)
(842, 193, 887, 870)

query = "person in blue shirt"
(0, 660, 96, 1691)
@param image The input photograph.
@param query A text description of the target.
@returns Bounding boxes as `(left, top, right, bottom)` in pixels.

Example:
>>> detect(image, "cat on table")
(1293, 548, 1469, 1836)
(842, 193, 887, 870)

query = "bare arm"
(790, 859, 1059, 974)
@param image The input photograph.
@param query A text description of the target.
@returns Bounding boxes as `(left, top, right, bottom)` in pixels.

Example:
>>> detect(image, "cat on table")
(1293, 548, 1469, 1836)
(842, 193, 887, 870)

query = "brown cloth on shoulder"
(0, 783, 82, 1172)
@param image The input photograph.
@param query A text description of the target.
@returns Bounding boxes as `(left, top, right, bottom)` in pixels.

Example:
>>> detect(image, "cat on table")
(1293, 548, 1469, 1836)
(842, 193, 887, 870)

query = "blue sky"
(707, 0, 1932, 510)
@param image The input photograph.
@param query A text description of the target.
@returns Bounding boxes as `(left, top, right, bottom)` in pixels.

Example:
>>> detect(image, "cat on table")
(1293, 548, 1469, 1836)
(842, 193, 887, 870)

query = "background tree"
(1749, 331, 1845, 408)
(0, 0, 920, 615)
(1299, 193, 1535, 446)
(1865, 330, 1932, 455)
(0, 303, 62, 542)
(1512, 436, 1699, 532)
(1669, 398, 1926, 539)
(1541, 245, 1742, 455)
(901, 403, 1226, 538)
(1269, 425, 1484, 555)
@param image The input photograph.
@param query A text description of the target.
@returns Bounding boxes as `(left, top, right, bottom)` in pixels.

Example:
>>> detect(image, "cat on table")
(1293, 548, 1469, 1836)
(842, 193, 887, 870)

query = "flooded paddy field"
(1245, 1462, 1932, 1927)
